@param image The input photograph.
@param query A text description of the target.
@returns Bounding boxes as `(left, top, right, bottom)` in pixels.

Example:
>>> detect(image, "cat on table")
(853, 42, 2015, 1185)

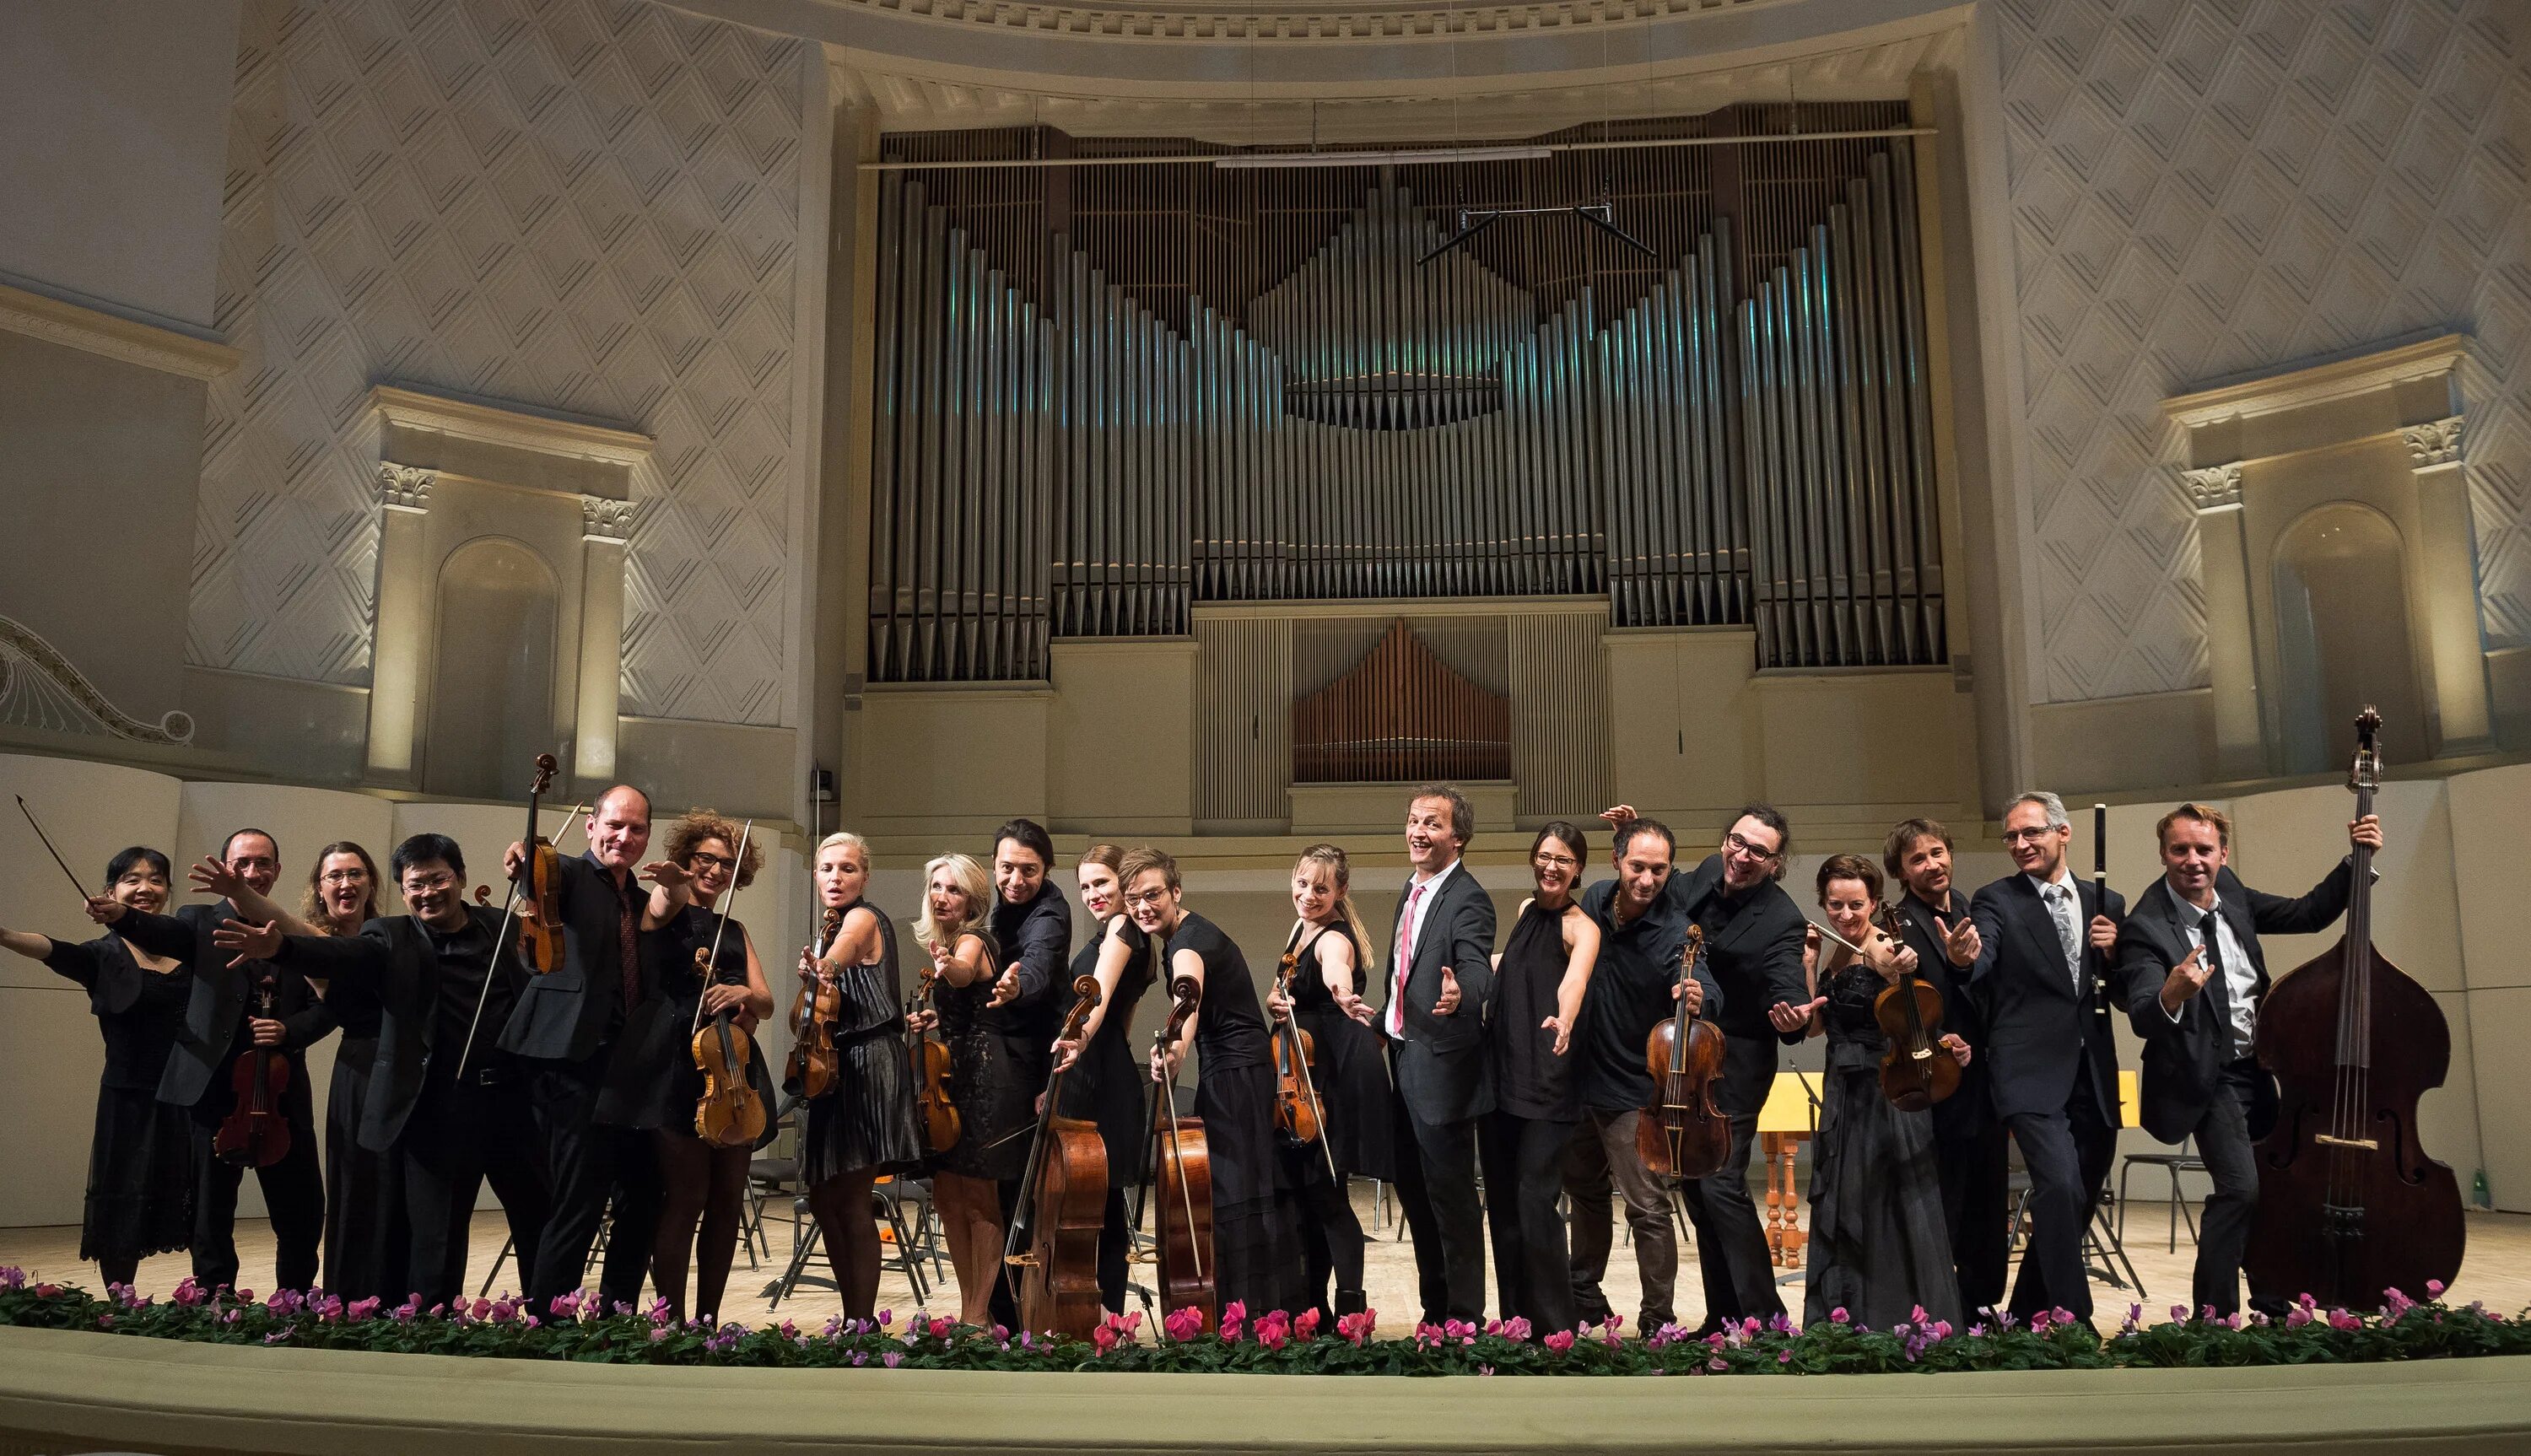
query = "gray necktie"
(2044, 883, 2081, 992)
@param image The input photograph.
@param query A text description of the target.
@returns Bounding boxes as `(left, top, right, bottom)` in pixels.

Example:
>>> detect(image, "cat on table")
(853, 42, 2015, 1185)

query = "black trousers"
(1935, 1114, 2012, 1315)
(401, 1065, 551, 1310)
(2005, 1060, 2117, 1321)
(521, 1052, 656, 1311)
(1386, 1047, 1485, 1323)
(1677, 1031, 1784, 1325)
(189, 1110, 324, 1293)
(1282, 1146, 1365, 1320)
(2186, 1056, 2267, 1318)
(1478, 1107, 1577, 1334)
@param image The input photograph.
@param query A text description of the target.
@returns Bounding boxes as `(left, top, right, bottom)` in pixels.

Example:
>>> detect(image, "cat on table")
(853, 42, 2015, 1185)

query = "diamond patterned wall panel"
(192, 0, 810, 725)
(1995, 0, 2531, 703)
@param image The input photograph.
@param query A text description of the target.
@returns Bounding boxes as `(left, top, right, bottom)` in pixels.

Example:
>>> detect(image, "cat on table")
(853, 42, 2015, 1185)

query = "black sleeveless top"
(1075, 914, 1154, 1060)
(1286, 920, 1364, 1016)
(1492, 898, 1583, 1120)
(829, 898, 904, 1041)
(1166, 911, 1268, 1073)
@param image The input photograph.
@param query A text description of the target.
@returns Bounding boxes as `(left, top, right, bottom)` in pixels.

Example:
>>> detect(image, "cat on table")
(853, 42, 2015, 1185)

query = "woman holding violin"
(1479, 823, 1599, 1335)
(1047, 844, 1154, 1315)
(1797, 854, 1967, 1331)
(596, 810, 775, 1324)
(0, 846, 198, 1289)
(797, 831, 923, 1321)
(1260, 843, 1394, 1321)
(915, 851, 1024, 1325)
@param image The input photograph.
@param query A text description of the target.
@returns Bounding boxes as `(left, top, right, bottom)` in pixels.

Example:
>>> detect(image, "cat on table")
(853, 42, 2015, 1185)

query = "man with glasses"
(1600, 803, 1811, 1329)
(226, 833, 552, 1309)
(1967, 790, 2124, 1321)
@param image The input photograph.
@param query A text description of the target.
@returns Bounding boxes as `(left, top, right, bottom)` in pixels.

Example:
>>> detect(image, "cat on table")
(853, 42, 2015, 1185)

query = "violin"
(514, 753, 566, 974)
(1005, 974, 1109, 1339)
(1270, 945, 1325, 1146)
(908, 957, 961, 1153)
(786, 907, 845, 1101)
(213, 972, 292, 1168)
(1637, 925, 1731, 1180)
(2247, 708, 2465, 1308)
(1871, 903, 1958, 1111)
(1141, 973, 1216, 1334)
(690, 822, 767, 1150)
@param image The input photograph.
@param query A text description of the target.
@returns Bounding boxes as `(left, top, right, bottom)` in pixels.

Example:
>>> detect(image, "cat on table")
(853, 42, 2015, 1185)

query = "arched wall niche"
(424, 537, 562, 801)
(2269, 503, 2425, 777)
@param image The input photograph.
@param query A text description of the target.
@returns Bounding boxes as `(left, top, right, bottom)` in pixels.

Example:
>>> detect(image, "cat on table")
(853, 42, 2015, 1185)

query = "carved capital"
(2401, 415, 2464, 468)
(580, 496, 637, 543)
(2181, 463, 2243, 513)
(375, 463, 436, 514)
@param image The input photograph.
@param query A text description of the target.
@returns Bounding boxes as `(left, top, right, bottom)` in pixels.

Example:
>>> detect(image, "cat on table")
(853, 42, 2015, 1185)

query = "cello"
(785, 907, 845, 1100)
(2246, 708, 2466, 1308)
(1138, 974, 1216, 1334)
(907, 954, 960, 1154)
(690, 821, 767, 1150)
(212, 970, 292, 1167)
(1003, 975, 1109, 1339)
(1871, 903, 1959, 1112)
(1638, 925, 1731, 1179)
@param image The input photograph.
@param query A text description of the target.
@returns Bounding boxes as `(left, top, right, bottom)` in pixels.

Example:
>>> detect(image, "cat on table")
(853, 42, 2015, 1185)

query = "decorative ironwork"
(0, 616, 196, 746)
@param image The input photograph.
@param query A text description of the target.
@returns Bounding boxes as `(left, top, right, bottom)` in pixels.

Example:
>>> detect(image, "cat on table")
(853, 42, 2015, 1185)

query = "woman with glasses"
(601, 809, 776, 1324)
(1479, 822, 1599, 1335)
(1800, 853, 1969, 1331)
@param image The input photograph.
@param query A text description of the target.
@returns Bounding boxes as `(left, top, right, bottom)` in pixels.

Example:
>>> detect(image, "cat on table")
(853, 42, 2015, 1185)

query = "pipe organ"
(865, 107, 1948, 695)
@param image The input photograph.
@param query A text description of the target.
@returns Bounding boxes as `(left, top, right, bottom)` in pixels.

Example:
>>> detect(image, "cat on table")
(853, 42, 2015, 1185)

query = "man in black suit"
(2115, 801, 2372, 1317)
(1380, 784, 1498, 1323)
(234, 833, 553, 1309)
(1882, 817, 2010, 1315)
(983, 817, 1071, 1328)
(498, 785, 677, 1312)
(1967, 790, 2124, 1321)
(96, 828, 328, 1292)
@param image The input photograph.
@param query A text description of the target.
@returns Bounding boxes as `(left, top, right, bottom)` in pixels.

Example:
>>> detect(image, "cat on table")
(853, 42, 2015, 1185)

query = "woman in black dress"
(1127, 846, 1301, 1318)
(1263, 843, 1395, 1320)
(915, 851, 1022, 1325)
(296, 842, 405, 1302)
(798, 830, 924, 1321)
(1480, 822, 1599, 1335)
(600, 811, 776, 1324)
(1049, 844, 1152, 1315)
(1801, 854, 1968, 1331)
(0, 847, 196, 1289)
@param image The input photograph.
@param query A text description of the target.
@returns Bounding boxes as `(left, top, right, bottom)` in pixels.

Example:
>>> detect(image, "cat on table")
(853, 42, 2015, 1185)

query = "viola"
(1141, 973, 1216, 1334)
(213, 972, 292, 1168)
(786, 907, 845, 1101)
(688, 822, 767, 1149)
(908, 959, 961, 1154)
(1871, 903, 1958, 1111)
(2247, 708, 2465, 1308)
(1270, 944, 1326, 1149)
(514, 753, 566, 975)
(1637, 925, 1730, 1179)
(1005, 975, 1109, 1339)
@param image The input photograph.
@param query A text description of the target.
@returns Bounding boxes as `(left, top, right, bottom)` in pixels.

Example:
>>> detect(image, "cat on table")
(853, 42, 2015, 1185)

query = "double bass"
(212, 971, 292, 1167)
(785, 907, 845, 1100)
(1638, 925, 1731, 1179)
(690, 821, 766, 1149)
(1140, 974, 1216, 1334)
(1003, 975, 1109, 1339)
(2247, 708, 2466, 1307)
(1871, 903, 1959, 1111)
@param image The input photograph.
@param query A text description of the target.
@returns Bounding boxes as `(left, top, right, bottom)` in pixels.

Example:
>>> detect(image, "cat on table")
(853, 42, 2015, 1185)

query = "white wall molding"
(0, 281, 238, 382)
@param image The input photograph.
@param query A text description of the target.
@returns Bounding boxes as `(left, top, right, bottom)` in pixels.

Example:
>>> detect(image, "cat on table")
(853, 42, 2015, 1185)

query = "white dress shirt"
(1386, 855, 1461, 1039)
(2167, 888, 2258, 1058)
(2024, 868, 2084, 994)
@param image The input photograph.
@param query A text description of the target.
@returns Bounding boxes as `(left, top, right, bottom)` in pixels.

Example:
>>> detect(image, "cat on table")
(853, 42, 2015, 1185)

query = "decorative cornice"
(375, 463, 436, 514)
(2401, 416, 2464, 468)
(0, 616, 196, 746)
(2181, 464, 2243, 513)
(369, 386, 654, 470)
(800, 0, 1774, 45)
(0, 281, 240, 382)
(581, 496, 639, 542)
(2161, 333, 2474, 431)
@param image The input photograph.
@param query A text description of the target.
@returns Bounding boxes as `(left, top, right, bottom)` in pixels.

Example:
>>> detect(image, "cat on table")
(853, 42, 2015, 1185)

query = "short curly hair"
(664, 809, 762, 890)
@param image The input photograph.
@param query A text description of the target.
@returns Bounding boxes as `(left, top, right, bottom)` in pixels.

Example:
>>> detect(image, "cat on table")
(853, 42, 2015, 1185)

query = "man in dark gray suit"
(1380, 784, 1497, 1324)
(2115, 801, 2372, 1317)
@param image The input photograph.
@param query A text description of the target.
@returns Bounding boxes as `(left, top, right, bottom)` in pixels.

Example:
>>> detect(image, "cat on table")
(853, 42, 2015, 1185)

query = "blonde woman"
(912, 851, 1020, 1324)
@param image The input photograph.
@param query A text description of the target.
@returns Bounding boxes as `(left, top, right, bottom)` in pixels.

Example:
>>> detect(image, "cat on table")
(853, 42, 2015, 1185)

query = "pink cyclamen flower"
(346, 1297, 380, 1323)
(1093, 1323, 1120, 1354)
(1164, 1305, 1206, 1342)
(882, 1351, 904, 1368)
(1294, 1308, 1320, 1340)
(1544, 1329, 1576, 1353)
(1498, 1315, 1532, 1342)
(1830, 1307, 1850, 1325)
(2329, 1309, 2362, 1331)
(2426, 1280, 2447, 1298)
(1219, 1301, 1248, 1341)
(1255, 1309, 1291, 1351)
(172, 1278, 204, 1308)
(1336, 1309, 1376, 1346)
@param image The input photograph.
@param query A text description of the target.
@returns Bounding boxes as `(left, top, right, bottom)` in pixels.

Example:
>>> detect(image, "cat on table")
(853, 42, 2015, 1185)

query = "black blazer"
(2114, 862, 2352, 1145)
(282, 905, 521, 1151)
(1967, 872, 2126, 1124)
(116, 901, 330, 1109)
(494, 852, 650, 1064)
(1660, 855, 1810, 1043)
(1382, 860, 1498, 1124)
(1886, 887, 1994, 1140)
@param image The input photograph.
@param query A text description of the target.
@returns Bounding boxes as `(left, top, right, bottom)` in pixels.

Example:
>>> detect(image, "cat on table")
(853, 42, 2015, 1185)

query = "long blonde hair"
(1294, 842, 1378, 969)
(914, 851, 994, 953)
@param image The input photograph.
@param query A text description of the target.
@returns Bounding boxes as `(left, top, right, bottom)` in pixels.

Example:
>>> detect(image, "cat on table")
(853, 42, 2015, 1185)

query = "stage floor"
(4, 1186, 2526, 1331)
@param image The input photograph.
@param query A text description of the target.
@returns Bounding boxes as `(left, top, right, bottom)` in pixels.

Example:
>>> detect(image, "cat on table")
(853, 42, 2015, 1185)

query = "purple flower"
(850, 1350, 867, 1366)
(1498, 1316, 1532, 1342)
(2426, 1280, 2447, 1298)
(1777, 1349, 1794, 1364)
(1830, 1307, 1850, 1325)
(172, 1277, 204, 1308)
(0, 1267, 24, 1290)
(881, 1351, 904, 1368)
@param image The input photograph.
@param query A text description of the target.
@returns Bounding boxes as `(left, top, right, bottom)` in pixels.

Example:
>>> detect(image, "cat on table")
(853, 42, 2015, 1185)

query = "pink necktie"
(1388, 882, 1427, 1038)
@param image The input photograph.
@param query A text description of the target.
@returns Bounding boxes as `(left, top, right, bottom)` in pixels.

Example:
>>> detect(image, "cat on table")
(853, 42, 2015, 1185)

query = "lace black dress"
(931, 930, 1032, 1182)
(798, 899, 925, 1184)
(44, 934, 197, 1270)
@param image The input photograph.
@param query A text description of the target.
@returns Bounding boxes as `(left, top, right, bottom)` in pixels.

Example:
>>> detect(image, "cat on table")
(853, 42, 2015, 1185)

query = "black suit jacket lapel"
(2004, 877, 2068, 998)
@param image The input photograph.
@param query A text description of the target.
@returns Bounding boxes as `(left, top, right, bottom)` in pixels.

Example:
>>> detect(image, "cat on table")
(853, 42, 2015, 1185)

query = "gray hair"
(2006, 790, 2070, 831)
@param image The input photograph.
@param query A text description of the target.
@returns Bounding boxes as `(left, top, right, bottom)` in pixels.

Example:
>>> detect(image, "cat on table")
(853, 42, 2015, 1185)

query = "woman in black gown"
(915, 851, 1022, 1325)
(1480, 822, 1599, 1335)
(1800, 854, 1969, 1331)
(1049, 844, 1152, 1316)
(295, 842, 404, 1302)
(1263, 843, 1395, 1320)
(0, 847, 196, 1289)
(1127, 846, 1301, 1319)
(599, 811, 776, 1324)
(797, 830, 924, 1321)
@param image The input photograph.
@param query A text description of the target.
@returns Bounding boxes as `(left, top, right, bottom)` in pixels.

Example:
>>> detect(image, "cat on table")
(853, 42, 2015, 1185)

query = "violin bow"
(14, 795, 94, 901)
(691, 819, 755, 1038)
(453, 798, 586, 1082)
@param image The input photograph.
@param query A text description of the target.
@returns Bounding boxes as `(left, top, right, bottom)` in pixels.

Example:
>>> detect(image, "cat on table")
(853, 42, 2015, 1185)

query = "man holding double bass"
(2114, 802, 2377, 1318)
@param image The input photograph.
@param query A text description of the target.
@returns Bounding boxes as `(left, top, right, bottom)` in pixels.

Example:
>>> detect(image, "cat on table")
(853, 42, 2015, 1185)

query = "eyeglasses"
(2000, 827, 2062, 845)
(690, 851, 737, 871)
(319, 870, 369, 887)
(402, 872, 459, 894)
(1533, 853, 1579, 871)
(1122, 888, 1169, 909)
(1723, 832, 1781, 863)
